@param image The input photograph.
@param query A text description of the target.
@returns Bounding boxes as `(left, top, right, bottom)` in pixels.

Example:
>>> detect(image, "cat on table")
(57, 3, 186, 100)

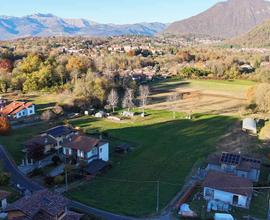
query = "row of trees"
(107, 85, 150, 113)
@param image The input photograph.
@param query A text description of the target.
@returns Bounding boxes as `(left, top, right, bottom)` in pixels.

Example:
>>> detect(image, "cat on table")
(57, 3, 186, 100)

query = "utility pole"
(65, 156, 68, 192)
(156, 181, 160, 213)
(267, 190, 270, 220)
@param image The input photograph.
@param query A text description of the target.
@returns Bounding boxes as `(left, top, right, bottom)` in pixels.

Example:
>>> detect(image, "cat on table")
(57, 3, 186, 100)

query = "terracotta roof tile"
(63, 135, 105, 152)
(203, 171, 253, 196)
(0, 101, 33, 116)
(6, 190, 69, 218)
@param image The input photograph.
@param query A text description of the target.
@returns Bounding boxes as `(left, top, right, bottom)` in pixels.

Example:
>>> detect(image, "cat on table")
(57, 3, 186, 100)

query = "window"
(205, 188, 214, 197)
(29, 110, 32, 114)
(100, 148, 102, 153)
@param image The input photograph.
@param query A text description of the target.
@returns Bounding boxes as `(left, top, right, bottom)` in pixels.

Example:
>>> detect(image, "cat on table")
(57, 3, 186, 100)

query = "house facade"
(0, 101, 35, 119)
(206, 152, 261, 182)
(203, 171, 253, 209)
(62, 135, 109, 163)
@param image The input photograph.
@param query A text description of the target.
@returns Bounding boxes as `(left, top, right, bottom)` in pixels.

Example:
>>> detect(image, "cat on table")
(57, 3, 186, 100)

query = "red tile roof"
(6, 190, 69, 218)
(63, 135, 104, 152)
(203, 171, 253, 196)
(0, 101, 33, 116)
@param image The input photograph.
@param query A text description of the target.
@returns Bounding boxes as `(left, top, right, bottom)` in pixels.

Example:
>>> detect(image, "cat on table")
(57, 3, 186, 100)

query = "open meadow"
(148, 79, 256, 116)
(0, 79, 262, 217)
(66, 110, 235, 216)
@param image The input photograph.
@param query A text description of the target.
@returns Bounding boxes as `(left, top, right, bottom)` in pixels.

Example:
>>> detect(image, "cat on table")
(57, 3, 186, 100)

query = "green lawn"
(152, 78, 256, 96)
(67, 109, 236, 216)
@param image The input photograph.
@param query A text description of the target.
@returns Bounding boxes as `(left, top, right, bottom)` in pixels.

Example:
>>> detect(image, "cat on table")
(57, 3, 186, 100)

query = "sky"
(1, 0, 223, 24)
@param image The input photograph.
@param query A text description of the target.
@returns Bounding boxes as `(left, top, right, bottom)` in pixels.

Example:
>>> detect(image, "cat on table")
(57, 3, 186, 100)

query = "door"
(233, 195, 239, 205)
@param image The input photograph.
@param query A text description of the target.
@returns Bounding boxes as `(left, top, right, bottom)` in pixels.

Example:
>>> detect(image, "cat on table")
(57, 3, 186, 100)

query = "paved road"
(0, 145, 43, 191)
(0, 145, 136, 220)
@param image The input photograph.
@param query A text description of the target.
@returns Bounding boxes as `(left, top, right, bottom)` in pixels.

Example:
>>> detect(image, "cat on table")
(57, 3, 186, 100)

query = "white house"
(203, 171, 253, 209)
(0, 101, 35, 119)
(62, 134, 109, 163)
(0, 190, 9, 210)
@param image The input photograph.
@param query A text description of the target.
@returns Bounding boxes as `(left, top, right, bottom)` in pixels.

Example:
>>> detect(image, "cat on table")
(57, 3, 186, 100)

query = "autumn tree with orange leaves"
(0, 116, 11, 135)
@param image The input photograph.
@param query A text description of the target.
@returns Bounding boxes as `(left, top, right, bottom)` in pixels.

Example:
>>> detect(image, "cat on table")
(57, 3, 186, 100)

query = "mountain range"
(2, 0, 270, 42)
(164, 0, 270, 39)
(0, 13, 167, 40)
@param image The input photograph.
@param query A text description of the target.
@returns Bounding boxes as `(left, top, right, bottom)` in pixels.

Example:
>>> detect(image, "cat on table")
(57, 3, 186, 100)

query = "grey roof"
(87, 159, 108, 175)
(46, 125, 76, 138)
(24, 134, 57, 147)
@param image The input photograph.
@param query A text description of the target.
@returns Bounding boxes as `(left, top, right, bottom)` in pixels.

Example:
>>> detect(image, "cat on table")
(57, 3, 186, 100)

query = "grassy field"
(0, 123, 51, 164)
(148, 79, 256, 116)
(67, 110, 236, 216)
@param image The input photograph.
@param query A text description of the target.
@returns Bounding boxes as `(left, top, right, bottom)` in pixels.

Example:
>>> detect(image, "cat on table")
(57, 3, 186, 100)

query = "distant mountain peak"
(164, 0, 270, 39)
(0, 14, 167, 40)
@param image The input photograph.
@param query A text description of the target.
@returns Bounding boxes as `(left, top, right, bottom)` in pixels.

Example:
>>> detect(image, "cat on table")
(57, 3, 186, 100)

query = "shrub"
(0, 117, 11, 135)
(54, 175, 64, 185)
(29, 168, 43, 177)
(52, 155, 61, 166)
(44, 176, 54, 186)
(0, 172, 10, 186)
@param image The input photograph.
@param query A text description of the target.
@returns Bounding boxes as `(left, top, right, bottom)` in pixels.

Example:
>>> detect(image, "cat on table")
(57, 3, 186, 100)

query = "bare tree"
(139, 85, 150, 115)
(122, 88, 135, 112)
(107, 89, 119, 112)
(167, 92, 179, 119)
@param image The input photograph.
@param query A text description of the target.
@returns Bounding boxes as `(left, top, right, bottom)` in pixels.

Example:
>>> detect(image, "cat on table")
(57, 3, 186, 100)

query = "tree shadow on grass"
(68, 114, 237, 217)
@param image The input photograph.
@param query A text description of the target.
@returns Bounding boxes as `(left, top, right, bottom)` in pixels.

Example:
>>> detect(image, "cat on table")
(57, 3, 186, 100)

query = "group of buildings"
(202, 152, 261, 211)
(23, 125, 110, 175)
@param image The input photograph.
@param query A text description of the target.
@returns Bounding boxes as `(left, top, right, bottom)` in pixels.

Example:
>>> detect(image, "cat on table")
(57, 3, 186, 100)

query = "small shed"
(242, 118, 257, 134)
(214, 213, 234, 220)
(122, 111, 135, 118)
(95, 111, 106, 118)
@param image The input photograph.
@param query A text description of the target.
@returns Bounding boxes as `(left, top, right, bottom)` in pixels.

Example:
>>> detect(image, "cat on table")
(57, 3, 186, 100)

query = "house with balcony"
(62, 134, 109, 164)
